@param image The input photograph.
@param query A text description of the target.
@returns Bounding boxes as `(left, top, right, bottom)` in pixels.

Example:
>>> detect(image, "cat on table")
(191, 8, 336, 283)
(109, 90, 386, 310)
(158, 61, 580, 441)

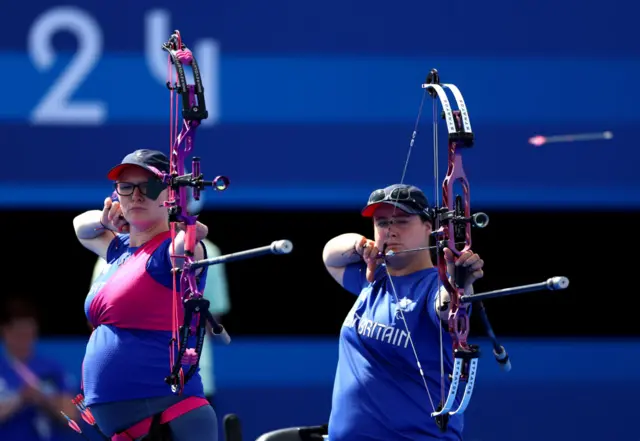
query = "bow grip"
(184, 224, 197, 255)
(453, 263, 469, 292)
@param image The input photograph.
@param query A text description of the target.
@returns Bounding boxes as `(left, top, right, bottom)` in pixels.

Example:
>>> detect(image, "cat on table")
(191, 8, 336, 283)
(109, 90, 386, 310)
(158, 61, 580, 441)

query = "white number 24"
(27, 6, 106, 125)
(26, 6, 219, 126)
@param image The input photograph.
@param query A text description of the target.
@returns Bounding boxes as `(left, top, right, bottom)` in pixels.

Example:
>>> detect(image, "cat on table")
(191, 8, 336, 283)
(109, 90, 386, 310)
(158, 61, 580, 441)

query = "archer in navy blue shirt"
(322, 185, 486, 441)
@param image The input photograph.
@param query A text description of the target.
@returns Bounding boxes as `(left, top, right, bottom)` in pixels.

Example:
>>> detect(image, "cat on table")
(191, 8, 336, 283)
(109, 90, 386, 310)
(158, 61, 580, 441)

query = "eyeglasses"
(114, 177, 166, 200)
(368, 187, 427, 208)
(114, 181, 150, 196)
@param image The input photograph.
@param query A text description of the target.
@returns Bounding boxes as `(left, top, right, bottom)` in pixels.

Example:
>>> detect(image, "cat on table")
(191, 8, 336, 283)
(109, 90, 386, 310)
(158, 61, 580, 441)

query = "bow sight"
(163, 156, 230, 223)
(431, 196, 489, 255)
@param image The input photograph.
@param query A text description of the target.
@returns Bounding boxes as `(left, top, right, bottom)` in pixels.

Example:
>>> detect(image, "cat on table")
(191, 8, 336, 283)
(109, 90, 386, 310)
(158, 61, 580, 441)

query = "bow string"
(379, 68, 570, 432)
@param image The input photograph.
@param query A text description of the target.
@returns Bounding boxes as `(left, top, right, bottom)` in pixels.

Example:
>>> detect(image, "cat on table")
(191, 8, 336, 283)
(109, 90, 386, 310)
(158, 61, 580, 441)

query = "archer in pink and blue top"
(74, 149, 217, 441)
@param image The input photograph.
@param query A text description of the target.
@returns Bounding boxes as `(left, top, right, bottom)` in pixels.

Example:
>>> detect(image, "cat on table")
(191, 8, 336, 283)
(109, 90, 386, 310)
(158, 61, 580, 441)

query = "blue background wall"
(1, 0, 637, 209)
(39, 338, 638, 441)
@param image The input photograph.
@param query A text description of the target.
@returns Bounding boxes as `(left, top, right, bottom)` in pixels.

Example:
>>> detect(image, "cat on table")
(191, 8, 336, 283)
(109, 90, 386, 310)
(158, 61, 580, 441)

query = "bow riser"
(440, 145, 472, 348)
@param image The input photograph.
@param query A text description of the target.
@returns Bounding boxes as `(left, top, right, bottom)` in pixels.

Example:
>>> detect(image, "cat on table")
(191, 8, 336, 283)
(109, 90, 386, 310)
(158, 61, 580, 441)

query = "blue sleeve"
(106, 233, 130, 263)
(146, 238, 209, 293)
(342, 261, 369, 295)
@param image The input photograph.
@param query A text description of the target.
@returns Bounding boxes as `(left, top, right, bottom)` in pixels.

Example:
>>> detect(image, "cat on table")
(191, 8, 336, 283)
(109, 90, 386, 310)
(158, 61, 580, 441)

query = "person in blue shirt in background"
(322, 184, 485, 441)
(0, 295, 78, 441)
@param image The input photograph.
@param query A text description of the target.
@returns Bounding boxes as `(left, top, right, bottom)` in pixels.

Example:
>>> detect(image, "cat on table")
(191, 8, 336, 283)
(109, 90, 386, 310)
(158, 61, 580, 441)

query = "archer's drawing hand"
(443, 248, 484, 288)
(101, 197, 130, 233)
(355, 236, 382, 283)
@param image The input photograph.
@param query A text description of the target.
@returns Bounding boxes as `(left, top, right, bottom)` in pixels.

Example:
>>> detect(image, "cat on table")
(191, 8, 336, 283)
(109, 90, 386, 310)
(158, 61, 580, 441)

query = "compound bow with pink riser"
(160, 30, 293, 395)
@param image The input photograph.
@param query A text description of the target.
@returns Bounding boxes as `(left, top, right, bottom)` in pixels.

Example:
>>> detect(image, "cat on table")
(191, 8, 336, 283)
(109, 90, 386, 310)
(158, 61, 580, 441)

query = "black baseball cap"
(361, 184, 430, 218)
(107, 149, 171, 180)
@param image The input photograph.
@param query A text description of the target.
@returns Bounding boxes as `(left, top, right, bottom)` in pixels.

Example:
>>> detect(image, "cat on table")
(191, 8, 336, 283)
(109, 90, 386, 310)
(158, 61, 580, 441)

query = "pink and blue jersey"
(82, 231, 208, 406)
(328, 262, 464, 441)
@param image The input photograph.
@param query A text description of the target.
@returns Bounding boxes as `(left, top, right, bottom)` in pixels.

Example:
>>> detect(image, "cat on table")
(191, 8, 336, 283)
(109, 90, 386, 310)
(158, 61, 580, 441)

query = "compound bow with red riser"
(381, 68, 570, 432)
(160, 30, 293, 395)
(213, 69, 573, 441)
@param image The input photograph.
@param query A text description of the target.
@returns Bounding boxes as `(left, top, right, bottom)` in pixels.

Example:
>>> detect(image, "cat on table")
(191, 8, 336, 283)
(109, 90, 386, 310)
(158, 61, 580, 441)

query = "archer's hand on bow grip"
(443, 247, 485, 290)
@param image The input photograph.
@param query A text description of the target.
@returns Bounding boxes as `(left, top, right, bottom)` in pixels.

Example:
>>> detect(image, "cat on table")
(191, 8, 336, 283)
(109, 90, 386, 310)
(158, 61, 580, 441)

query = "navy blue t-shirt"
(328, 262, 464, 441)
